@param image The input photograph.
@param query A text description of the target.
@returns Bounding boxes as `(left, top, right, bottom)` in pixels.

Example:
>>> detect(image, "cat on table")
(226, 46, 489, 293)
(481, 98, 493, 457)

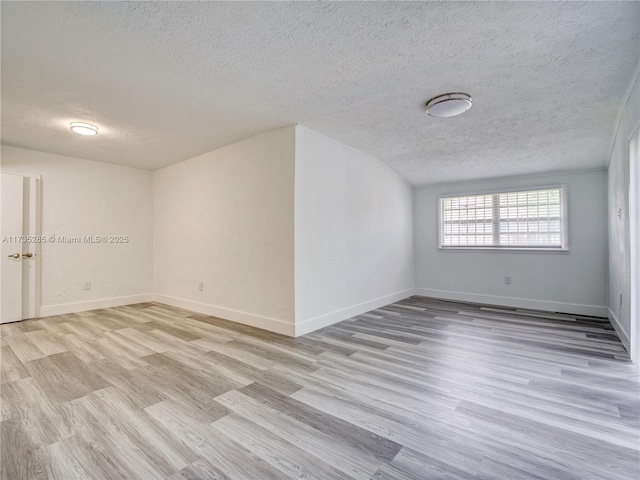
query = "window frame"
(437, 184, 569, 252)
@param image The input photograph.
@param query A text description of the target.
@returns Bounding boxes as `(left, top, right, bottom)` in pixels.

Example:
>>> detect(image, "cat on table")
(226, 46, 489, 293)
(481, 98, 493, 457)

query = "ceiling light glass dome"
(426, 93, 472, 118)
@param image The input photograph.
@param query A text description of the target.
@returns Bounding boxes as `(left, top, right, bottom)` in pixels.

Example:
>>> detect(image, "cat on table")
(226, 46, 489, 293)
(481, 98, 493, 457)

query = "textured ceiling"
(2, 1, 639, 185)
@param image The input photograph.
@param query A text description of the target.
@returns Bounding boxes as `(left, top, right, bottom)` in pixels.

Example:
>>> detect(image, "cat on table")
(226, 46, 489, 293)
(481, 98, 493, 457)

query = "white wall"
(2, 126, 413, 336)
(294, 126, 415, 335)
(153, 126, 296, 335)
(414, 170, 608, 317)
(1, 145, 153, 315)
(607, 63, 640, 355)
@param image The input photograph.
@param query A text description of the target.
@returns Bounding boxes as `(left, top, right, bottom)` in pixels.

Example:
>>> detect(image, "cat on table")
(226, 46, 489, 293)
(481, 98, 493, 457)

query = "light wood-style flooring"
(1, 296, 638, 479)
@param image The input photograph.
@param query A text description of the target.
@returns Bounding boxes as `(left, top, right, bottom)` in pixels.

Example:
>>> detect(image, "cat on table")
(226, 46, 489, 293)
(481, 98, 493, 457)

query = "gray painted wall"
(415, 170, 608, 317)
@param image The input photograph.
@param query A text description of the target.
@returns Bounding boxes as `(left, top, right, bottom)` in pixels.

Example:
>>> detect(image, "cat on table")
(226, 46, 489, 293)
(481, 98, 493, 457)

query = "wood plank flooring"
(1, 296, 638, 479)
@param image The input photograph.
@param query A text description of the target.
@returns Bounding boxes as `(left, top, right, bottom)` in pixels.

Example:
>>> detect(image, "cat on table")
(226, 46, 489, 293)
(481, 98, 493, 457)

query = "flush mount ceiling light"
(70, 122, 98, 136)
(425, 92, 472, 118)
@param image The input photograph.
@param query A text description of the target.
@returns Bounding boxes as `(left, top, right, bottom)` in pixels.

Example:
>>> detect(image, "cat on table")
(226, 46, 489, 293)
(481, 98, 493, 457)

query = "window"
(439, 186, 567, 250)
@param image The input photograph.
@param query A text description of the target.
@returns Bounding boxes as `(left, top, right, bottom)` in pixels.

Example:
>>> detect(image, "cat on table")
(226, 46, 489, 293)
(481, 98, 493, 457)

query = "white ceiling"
(2, 1, 639, 185)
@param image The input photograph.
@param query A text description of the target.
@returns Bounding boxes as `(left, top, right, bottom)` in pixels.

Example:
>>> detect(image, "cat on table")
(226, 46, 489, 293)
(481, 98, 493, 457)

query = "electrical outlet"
(83, 281, 91, 291)
(198, 281, 204, 292)
(617, 208, 622, 219)
(504, 276, 512, 285)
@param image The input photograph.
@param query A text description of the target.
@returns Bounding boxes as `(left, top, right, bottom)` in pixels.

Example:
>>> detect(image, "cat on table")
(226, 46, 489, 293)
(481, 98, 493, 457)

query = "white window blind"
(439, 186, 566, 250)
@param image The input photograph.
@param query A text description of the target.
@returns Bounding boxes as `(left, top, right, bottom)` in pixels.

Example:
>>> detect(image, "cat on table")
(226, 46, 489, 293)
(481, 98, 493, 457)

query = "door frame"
(630, 128, 640, 367)
(1, 171, 42, 320)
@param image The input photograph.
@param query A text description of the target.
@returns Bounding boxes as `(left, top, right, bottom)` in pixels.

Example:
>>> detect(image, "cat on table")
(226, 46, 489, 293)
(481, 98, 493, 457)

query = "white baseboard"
(295, 288, 415, 337)
(608, 307, 631, 354)
(39, 294, 153, 317)
(152, 294, 295, 337)
(37, 290, 413, 338)
(415, 288, 608, 318)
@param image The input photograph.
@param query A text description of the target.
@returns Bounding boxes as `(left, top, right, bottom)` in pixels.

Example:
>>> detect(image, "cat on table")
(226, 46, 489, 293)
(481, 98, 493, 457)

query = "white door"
(1, 173, 25, 323)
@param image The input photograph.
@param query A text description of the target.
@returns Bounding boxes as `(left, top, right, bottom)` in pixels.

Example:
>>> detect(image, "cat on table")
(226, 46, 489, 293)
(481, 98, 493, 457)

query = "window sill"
(438, 247, 569, 254)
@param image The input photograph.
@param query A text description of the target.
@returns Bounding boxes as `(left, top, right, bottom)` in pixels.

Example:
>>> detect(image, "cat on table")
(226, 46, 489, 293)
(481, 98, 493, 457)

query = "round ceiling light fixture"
(70, 122, 99, 136)
(425, 92, 472, 118)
